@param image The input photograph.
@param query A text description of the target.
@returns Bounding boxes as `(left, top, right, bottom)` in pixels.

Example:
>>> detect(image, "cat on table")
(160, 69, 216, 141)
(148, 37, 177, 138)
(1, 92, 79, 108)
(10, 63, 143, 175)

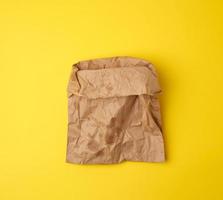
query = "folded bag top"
(66, 56, 165, 164)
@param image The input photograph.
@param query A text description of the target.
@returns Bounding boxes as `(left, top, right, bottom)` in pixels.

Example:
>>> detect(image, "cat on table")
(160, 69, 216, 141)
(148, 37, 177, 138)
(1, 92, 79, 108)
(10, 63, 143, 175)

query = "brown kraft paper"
(66, 56, 165, 164)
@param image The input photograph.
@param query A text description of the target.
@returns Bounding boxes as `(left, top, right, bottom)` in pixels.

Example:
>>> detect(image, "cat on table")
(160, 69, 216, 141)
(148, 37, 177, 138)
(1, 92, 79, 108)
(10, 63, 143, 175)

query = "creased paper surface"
(66, 56, 165, 164)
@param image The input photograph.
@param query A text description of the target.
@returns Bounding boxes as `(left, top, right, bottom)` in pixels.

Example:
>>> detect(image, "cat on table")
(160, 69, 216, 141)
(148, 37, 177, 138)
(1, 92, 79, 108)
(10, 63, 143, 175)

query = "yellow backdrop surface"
(0, 0, 223, 200)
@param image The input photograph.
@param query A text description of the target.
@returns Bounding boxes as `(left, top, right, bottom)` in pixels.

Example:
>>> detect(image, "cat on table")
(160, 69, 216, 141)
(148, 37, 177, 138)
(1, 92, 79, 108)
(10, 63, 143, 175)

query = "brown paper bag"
(66, 56, 165, 164)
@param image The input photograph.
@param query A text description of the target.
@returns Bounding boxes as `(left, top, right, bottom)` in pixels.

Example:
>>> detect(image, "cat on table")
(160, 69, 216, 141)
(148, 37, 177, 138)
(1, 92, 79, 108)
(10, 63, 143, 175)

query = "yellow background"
(0, 0, 223, 199)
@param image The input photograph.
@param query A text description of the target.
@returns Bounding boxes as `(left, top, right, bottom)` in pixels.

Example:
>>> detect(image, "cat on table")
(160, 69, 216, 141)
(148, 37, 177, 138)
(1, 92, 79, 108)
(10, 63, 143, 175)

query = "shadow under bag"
(66, 56, 165, 164)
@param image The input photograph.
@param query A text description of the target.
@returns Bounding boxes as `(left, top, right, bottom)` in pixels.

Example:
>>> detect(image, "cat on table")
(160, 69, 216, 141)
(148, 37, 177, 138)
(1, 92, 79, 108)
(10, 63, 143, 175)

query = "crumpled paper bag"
(66, 56, 165, 164)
